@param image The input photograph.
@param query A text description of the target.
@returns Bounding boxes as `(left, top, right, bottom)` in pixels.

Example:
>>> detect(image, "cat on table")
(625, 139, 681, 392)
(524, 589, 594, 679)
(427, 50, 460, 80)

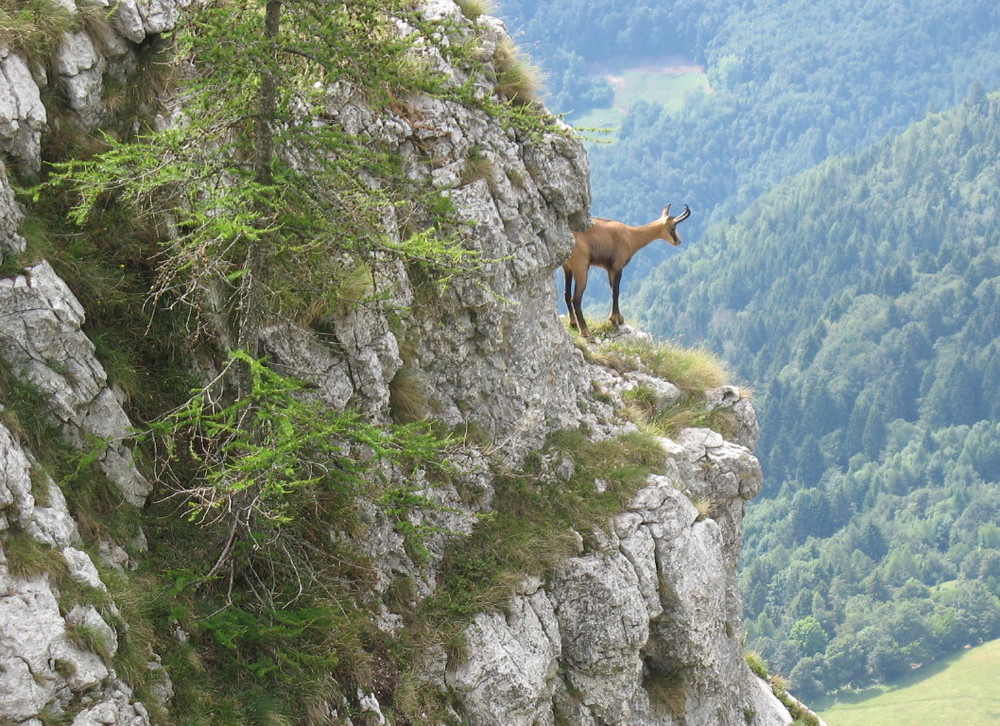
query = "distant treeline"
(503, 0, 1000, 274)
(639, 95, 1000, 697)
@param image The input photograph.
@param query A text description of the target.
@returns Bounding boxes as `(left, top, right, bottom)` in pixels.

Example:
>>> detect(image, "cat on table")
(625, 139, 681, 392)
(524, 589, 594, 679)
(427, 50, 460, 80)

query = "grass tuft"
(649, 398, 739, 440)
(691, 497, 713, 521)
(579, 335, 741, 438)
(746, 650, 769, 679)
(455, 0, 496, 20)
(493, 37, 543, 106)
(389, 367, 428, 423)
(593, 338, 729, 395)
(460, 145, 497, 190)
(0, 0, 77, 66)
(0, 363, 55, 453)
(3, 526, 70, 581)
(65, 622, 115, 663)
(645, 666, 687, 718)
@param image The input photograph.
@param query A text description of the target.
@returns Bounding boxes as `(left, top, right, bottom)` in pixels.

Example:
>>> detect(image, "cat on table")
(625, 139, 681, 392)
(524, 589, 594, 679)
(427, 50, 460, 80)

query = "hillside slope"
(820, 638, 1000, 726)
(633, 94, 1000, 696)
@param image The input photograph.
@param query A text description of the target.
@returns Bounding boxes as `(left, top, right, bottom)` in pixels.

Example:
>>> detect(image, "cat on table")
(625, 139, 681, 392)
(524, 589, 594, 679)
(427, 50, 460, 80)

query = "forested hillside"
(637, 95, 1000, 697)
(497, 0, 1000, 699)
(502, 0, 1000, 274)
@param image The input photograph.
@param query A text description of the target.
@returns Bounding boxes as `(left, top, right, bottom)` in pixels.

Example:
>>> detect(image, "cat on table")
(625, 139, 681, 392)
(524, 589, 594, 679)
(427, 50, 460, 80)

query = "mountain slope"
(632, 93, 1000, 696)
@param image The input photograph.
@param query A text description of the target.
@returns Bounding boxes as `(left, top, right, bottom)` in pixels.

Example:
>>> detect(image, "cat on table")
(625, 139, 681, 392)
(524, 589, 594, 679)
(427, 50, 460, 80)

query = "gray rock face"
(0, 50, 46, 174)
(55, 30, 108, 129)
(0, 159, 25, 259)
(0, 0, 186, 174)
(440, 434, 790, 726)
(0, 262, 150, 506)
(0, 4, 182, 723)
(114, 0, 191, 43)
(311, 7, 593, 464)
(0, 421, 154, 725)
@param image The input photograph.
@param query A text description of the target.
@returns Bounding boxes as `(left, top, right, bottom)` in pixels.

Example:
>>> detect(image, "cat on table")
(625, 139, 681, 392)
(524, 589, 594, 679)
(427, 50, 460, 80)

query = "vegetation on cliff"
(6, 0, 555, 721)
(2, 1, 746, 723)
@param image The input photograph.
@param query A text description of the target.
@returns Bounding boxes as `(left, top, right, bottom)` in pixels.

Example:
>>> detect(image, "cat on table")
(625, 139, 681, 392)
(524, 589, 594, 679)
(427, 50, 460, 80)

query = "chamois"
(563, 204, 691, 339)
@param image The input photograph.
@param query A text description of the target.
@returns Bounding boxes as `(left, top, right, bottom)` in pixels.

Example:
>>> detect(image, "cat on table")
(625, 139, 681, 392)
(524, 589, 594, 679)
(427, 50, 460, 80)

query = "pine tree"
(44, 0, 531, 589)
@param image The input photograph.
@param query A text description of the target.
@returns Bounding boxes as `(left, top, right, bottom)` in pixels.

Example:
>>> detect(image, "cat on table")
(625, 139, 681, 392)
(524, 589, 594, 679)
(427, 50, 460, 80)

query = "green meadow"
(819, 638, 1000, 726)
(571, 65, 709, 136)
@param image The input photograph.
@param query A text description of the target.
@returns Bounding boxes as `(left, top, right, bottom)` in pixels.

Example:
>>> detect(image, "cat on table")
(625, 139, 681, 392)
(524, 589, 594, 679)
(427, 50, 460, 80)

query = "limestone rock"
(0, 50, 46, 174)
(0, 555, 120, 722)
(55, 31, 107, 128)
(114, 0, 190, 43)
(0, 418, 160, 725)
(0, 0, 187, 173)
(0, 422, 80, 548)
(310, 30, 593, 463)
(707, 385, 760, 450)
(446, 591, 562, 725)
(0, 159, 25, 259)
(444, 454, 792, 726)
(624, 370, 685, 411)
(551, 553, 650, 722)
(0, 263, 150, 506)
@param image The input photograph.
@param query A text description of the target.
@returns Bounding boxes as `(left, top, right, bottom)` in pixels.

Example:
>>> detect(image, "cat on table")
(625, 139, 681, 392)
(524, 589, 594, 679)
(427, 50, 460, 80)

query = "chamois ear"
(661, 204, 672, 218)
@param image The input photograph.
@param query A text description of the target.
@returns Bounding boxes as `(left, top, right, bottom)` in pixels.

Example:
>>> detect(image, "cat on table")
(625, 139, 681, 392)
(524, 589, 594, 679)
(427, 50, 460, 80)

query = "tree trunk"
(237, 0, 282, 357)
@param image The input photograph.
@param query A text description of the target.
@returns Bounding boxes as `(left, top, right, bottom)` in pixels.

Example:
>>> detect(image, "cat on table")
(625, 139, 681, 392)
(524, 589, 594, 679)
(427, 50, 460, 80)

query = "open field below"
(819, 638, 1000, 726)
(570, 62, 709, 135)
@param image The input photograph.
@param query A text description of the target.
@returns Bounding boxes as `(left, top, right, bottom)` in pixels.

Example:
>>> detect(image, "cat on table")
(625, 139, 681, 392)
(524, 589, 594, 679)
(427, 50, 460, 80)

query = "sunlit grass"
(455, 0, 496, 20)
(591, 336, 730, 395)
(493, 36, 543, 106)
(819, 638, 1000, 726)
(570, 66, 710, 136)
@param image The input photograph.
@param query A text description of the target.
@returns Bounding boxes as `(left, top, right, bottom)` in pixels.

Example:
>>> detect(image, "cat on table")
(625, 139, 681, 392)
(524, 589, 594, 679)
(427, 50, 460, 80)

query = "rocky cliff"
(0, 2, 803, 724)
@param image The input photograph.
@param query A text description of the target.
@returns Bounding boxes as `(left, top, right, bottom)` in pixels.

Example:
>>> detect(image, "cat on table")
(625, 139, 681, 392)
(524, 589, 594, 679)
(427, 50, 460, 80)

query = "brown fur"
(563, 204, 691, 339)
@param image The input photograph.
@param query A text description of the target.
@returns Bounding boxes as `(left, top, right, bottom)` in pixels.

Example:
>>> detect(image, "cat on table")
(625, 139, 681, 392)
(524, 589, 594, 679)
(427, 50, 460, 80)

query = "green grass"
(819, 638, 1000, 726)
(571, 65, 709, 137)
(421, 429, 666, 623)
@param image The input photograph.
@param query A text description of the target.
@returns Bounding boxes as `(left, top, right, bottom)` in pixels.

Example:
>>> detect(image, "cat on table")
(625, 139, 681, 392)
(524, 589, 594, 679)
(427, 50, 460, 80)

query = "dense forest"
(498, 0, 1000, 699)
(503, 0, 1000, 273)
(647, 96, 1000, 698)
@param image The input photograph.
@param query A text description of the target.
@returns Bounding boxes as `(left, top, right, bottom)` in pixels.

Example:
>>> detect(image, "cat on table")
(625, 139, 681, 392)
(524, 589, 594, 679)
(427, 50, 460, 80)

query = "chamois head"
(660, 203, 692, 246)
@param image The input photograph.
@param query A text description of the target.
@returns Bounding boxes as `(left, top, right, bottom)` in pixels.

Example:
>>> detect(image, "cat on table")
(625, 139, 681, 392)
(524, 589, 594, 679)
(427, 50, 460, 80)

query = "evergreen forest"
(505, 0, 1000, 269)
(499, 0, 1000, 700)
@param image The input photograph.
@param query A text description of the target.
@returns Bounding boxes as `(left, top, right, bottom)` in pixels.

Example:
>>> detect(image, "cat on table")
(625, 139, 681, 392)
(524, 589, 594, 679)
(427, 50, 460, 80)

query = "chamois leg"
(571, 273, 593, 340)
(608, 268, 625, 326)
(563, 267, 578, 330)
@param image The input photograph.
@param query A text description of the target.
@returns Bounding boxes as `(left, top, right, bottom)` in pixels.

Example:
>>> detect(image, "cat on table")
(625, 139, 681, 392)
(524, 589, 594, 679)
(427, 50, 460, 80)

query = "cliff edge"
(0, 2, 808, 724)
